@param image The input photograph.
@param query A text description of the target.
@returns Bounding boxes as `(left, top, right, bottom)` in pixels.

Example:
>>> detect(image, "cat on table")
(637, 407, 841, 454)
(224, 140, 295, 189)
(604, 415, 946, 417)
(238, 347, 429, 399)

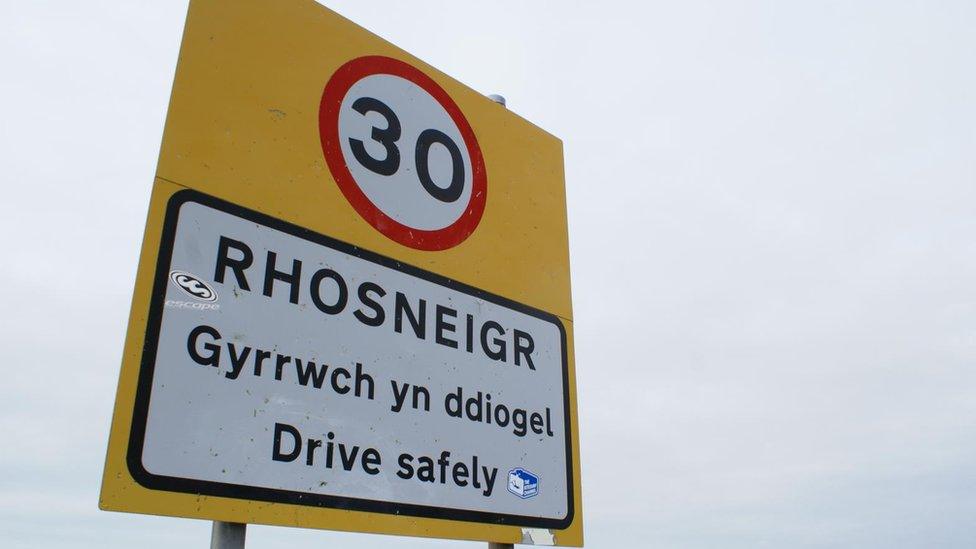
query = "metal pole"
(487, 90, 509, 549)
(490, 89, 510, 549)
(210, 521, 246, 549)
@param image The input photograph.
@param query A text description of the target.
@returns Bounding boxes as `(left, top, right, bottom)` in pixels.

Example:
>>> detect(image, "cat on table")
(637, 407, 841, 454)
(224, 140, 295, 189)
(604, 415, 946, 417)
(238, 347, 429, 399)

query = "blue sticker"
(507, 468, 539, 499)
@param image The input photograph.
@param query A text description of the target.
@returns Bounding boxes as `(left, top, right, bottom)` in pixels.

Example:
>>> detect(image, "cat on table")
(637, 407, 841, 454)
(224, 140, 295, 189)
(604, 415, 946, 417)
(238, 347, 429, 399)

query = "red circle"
(319, 56, 487, 251)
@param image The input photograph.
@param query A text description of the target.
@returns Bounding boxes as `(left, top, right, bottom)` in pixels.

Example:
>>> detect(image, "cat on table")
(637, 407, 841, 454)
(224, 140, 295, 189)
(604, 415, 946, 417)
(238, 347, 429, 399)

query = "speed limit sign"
(319, 56, 487, 251)
(100, 1, 581, 546)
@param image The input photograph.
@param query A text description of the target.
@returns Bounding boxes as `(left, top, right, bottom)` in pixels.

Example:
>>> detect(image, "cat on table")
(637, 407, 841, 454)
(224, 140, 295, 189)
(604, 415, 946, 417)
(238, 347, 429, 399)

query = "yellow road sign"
(100, 1, 582, 546)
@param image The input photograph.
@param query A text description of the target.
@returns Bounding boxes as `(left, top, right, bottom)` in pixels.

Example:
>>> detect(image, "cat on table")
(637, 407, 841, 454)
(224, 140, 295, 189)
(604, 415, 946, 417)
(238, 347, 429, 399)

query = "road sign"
(320, 55, 488, 251)
(100, 1, 581, 546)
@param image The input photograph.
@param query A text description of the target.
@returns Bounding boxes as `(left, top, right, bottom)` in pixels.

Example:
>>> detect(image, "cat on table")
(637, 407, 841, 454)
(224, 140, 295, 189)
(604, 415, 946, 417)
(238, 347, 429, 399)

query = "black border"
(127, 189, 574, 530)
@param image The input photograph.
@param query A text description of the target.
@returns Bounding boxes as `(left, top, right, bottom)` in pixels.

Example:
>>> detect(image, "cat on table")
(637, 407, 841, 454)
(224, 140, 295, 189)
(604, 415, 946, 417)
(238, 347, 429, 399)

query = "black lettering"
(294, 358, 327, 388)
(494, 404, 510, 427)
(512, 409, 528, 437)
(353, 282, 386, 327)
(263, 251, 302, 304)
(471, 455, 481, 489)
(394, 292, 426, 339)
(417, 456, 435, 482)
(386, 381, 428, 412)
(324, 432, 335, 468)
(412, 384, 430, 412)
(437, 451, 451, 484)
(338, 443, 360, 471)
(225, 343, 251, 380)
(306, 439, 322, 466)
(349, 97, 401, 176)
(415, 128, 465, 203)
(397, 453, 415, 479)
(486, 393, 493, 425)
(482, 465, 498, 497)
(435, 305, 458, 348)
(272, 422, 301, 462)
(310, 268, 347, 314)
(513, 329, 536, 370)
(354, 362, 375, 400)
(214, 236, 252, 290)
(445, 387, 462, 418)
(390, 380, 409, 413)
(362, 448, 381, 475)
(275, 354, 291, 381)
(530, 412, 544, 434)
(481, 320, 506, 362)
(330, 367, 351, 394)
(187, 325, 221, 367)
(254, 349, 271, 376)
(465, 391, 484, 422)
(453, 462, 469, 487)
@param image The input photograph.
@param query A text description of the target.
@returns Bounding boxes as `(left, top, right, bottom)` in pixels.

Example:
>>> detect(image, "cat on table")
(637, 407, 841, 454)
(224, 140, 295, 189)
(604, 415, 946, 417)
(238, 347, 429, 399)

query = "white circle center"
(338, 74, 473, 231)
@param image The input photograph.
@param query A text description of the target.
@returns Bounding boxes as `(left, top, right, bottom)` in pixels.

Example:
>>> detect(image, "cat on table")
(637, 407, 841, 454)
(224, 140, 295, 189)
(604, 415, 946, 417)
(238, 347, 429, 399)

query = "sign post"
(210, 522, 245, 549)
(100, 1, 582, 546)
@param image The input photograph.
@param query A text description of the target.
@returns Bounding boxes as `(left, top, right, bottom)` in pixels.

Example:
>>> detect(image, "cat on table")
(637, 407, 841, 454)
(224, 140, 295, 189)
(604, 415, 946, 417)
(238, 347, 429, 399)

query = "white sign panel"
(128, 190, 573, 528)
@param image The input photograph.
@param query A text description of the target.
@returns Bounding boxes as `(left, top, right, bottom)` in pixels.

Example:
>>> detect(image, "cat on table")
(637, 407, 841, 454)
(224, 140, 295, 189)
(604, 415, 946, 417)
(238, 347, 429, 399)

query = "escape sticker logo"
(169, 270, 219, 302)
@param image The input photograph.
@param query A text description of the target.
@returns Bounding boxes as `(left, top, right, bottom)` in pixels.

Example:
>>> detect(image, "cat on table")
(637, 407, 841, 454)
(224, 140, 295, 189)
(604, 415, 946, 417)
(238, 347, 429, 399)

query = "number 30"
(348, 96, 466, 203)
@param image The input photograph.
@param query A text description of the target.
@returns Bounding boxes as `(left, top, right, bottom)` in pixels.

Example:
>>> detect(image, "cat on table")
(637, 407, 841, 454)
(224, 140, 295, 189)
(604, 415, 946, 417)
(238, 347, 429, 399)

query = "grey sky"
(2, 1, 975, 547)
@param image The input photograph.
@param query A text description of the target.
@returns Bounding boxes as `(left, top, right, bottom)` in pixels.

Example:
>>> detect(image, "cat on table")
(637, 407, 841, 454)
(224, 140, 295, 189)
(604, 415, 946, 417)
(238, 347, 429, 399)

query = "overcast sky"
(2, 1, 975, 548)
